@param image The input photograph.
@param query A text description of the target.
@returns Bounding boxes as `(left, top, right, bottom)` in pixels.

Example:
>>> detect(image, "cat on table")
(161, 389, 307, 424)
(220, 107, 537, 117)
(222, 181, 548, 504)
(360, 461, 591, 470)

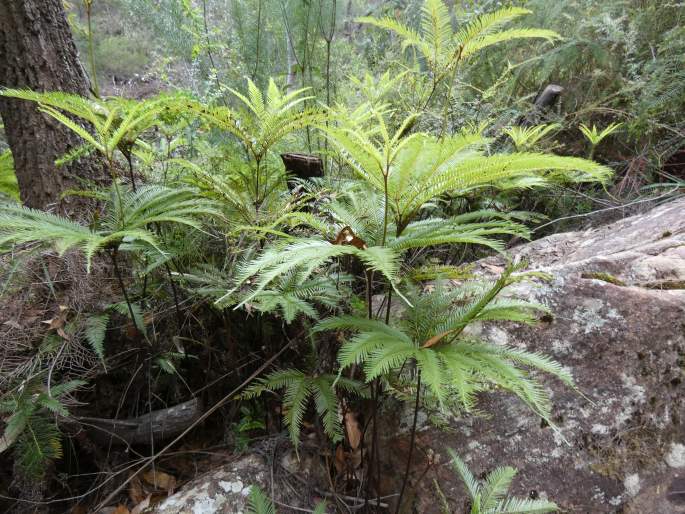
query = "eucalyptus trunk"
(0, 0, 106, 214)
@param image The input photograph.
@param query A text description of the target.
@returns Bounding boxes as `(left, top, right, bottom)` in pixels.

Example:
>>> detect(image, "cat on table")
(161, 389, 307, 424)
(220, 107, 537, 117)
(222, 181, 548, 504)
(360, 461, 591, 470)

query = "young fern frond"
(247, 486, 276, 514)
(578, 122, 623, 147)
(448, 450, 559, 513)
(243, 369, 366, 448)
(84, 313, 109, 365)
(186, 78, 325, 162)
(504, 123, 561, 151)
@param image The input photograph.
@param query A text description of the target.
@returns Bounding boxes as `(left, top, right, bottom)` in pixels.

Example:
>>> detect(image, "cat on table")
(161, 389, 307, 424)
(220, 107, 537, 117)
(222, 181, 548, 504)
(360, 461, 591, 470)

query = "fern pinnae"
(448, 450, 481, 499)
(480, 465, 518, 510)
(84, 314, 109, 367)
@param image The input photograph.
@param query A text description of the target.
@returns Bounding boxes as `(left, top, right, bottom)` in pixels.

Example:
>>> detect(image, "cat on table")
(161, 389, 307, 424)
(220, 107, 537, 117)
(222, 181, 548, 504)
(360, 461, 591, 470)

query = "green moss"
(581, 272, 626, 286)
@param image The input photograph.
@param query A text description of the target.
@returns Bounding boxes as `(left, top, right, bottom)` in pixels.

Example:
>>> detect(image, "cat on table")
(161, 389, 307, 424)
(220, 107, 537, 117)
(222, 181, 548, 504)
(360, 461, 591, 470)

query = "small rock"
(666, 443, 685, 469)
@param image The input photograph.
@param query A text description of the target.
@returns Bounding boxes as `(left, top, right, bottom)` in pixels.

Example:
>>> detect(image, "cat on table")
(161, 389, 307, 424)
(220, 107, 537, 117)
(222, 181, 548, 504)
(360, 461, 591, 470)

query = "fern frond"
(84, 314, 109, 364)
(247, 486, 276, 514)
(222, 239, 404, 309)
(461, 28, 560, 59)
(313, 376, 343, 442)
(447, 449, 481, 499)
(448, 449, 558, 513)
(481, 465, 518, 510)
(494, 496, 558, 513)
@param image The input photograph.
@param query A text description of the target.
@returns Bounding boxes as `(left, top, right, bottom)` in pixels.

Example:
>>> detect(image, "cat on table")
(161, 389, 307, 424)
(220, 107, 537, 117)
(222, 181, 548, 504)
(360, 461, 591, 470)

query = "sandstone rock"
(380, 198, 685, 513)
(152, 454, 269, 514)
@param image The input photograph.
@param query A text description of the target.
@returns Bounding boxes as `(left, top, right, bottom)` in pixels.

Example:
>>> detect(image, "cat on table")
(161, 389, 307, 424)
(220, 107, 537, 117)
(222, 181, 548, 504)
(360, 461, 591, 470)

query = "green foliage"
(187, 78, 323, 163)
(504, 124, 561, 152)
(0, 184, 222, 270)
(0, 379, 83, 476)
(324, 106, 610, 235)
(84, 313, 109, 365)
(0, 90, 176, 166)
(222, 237, 407, 307)
(358, 3, 559, 79)
(317, 264, 572, 423)
(94, 34, 151, 78)
(0, 0, 624, 496)
(449, 450, 558, 513)
(579, 122, 622, 159)
(247, 485, 327, 514)
(0, 150, 19, 202)
(243, 369, 366, 448)
(231, 405, 266, 452)
(247, 486, 276, 514)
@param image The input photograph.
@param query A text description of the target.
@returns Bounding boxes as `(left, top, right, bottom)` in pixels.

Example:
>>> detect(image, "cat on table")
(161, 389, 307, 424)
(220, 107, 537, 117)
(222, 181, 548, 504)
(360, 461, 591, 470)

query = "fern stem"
(125, 152, 137, 193)
(381, 173, 389, 246)
(164, 262, 183, 331)
(110, 249, 141, 335)
(396, 369, 421, 514)
(46, 339, 68, 399)
(365, 270, 373, 320)
(364, 380, 378, 508)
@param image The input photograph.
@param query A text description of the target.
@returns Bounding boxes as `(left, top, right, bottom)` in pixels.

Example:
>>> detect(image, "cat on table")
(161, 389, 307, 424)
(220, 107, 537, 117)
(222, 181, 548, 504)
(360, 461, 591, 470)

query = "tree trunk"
(0, 0, 106, 214)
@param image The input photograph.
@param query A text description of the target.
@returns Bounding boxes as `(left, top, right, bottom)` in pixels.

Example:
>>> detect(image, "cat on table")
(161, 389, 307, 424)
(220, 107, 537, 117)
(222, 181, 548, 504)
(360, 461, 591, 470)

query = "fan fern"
(579, 122, 622, 159)
(449, 450, 558, 513)
(0, 184, 222, 270)
(317, 264, 573, 424)
(324, 113, 611, 236)
(242, 369, 367, 448)
(358, 3, 559, 86)
(183, 79, 325, 205)
(219, 237, 407, 308)
(504, 123, 561, 151)
(0, 90, 177, 169)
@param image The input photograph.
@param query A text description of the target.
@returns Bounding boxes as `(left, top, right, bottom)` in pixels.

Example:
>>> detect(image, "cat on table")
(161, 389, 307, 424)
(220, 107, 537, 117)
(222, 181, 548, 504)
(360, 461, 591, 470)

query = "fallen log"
(77, 398, 203, 446)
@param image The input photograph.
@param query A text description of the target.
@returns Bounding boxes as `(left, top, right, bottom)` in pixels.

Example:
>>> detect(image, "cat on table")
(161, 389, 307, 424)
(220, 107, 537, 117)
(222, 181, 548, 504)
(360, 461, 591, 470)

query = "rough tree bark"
(0, 0, 106, 213)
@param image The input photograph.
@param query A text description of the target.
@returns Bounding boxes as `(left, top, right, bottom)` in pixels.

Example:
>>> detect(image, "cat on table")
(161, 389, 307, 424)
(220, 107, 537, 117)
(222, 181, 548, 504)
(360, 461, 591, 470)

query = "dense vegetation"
(0, 0, 682, 512)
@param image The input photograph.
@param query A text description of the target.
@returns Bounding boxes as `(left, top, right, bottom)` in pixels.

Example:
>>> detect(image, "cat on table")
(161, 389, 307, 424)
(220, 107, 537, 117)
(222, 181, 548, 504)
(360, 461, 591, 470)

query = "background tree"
(0, 0, 105, 213)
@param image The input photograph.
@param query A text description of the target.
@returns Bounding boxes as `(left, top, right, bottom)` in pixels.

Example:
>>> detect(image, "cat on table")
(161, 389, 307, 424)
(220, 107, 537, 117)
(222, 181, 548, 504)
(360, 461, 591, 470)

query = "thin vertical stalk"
(163, 261, 182, 331)
(84, 0, 99, 97)
(395, 369, 421, 514)
(252, 0, 263, 81)
(381, 173, 389, 246)
(254, 157, 262, 208)
(125, 152, 137, 192)
(110, 249, 141, 334)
